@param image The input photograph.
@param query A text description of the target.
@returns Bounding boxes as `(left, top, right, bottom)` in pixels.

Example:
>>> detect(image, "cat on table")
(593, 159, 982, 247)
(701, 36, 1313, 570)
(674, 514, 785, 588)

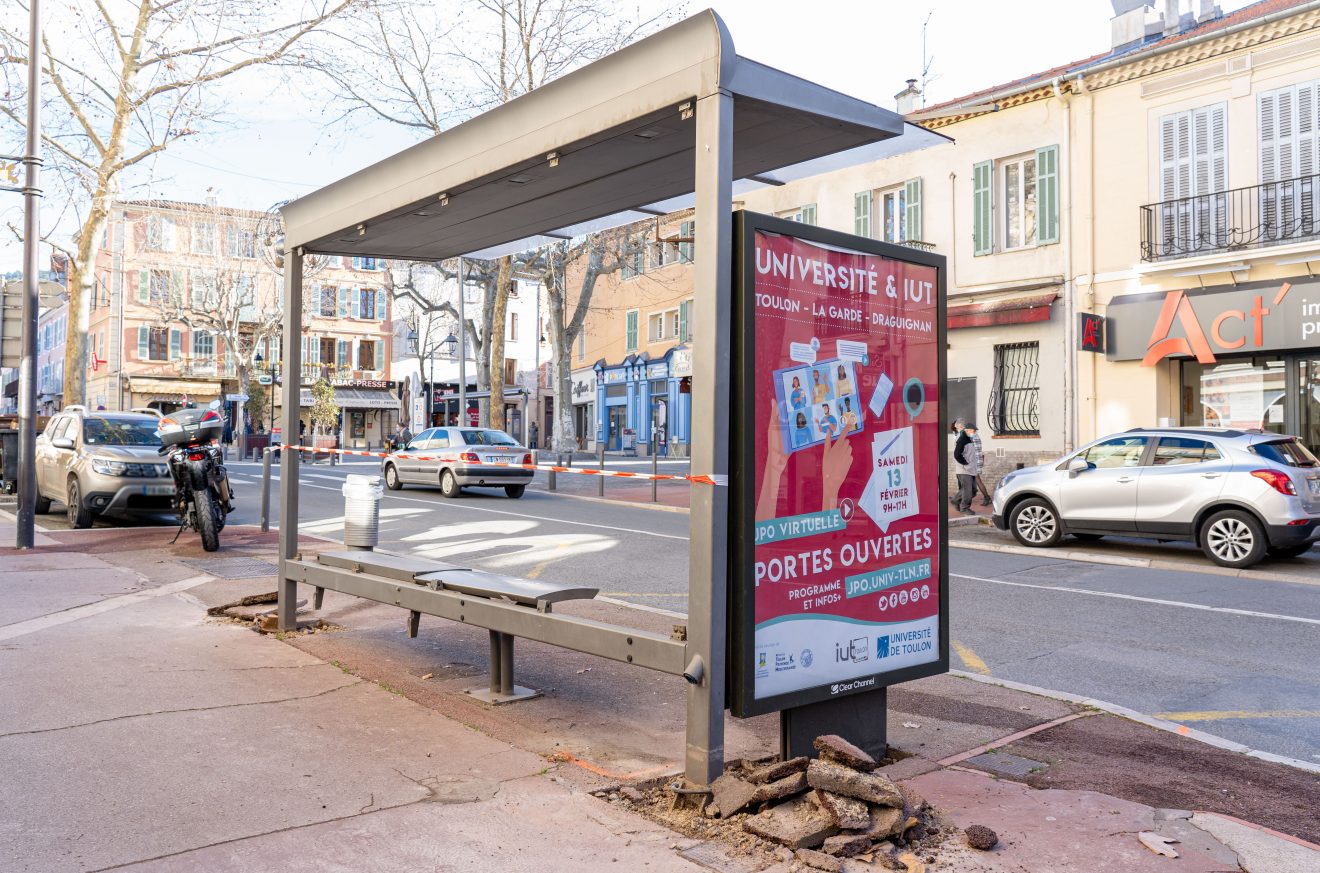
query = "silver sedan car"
(991, 427, 1320, 568)
(381, 426, 534, 498)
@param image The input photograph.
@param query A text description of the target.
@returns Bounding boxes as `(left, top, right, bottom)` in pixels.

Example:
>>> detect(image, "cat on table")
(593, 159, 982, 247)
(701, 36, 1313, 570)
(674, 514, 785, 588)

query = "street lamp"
(405, 325, 419, 356)
(443, 331, 458, 357)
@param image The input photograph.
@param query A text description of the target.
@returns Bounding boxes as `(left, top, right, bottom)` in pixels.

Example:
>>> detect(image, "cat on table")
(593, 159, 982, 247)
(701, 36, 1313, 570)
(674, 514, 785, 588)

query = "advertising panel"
(731, 212, 948, 718)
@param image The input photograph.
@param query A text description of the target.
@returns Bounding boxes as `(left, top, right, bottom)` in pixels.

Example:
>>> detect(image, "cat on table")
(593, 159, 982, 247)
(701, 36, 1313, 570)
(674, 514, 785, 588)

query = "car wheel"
(66, 478, 93, 529)
(1200, 509, 1267, 568)
(1267, 542, 1314, 560)
(34, 494, 51, 514)
(1008, 498, 1061, 548)
(439, 468, 461, 498)
(384, 464, 402, 491)
(505, 484, 526, 499)
(1072, 533, 1104, 542)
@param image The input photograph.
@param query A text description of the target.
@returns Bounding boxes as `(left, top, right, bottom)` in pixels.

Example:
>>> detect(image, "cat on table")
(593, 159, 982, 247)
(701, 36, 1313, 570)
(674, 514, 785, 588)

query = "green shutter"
(972, 160, 993, 256)
(801, 204, 817, 225)
(137, 327, 147, 359)
(337, 338, 348, 368)
(337, 287, 349, 319)
(679, 220, 693, 262)
(374, 339, 384, 371)
(904, 178, 923, 244)
(137, 269, 149, 304)
(626, 310, 638, 351)
(1035, 145, 1059, 245)
(678, 300, 690, 342)
(350, 287, 361, 319)
(376, 289, 386, 320)
(854, 192, 871, 237)
(169, 328, 181, 360)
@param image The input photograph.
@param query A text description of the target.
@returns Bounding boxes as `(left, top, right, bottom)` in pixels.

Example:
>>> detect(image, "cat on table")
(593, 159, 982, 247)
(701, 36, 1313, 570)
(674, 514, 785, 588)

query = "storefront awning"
(947, 292, 1058, 330)
(299, 386, 398, 409)
(128, 378, 223, 398)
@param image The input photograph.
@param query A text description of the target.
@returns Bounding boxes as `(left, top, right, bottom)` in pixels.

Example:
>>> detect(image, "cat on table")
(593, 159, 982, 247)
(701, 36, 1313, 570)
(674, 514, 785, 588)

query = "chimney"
(1197, 0, 1219, 23)
(1163, 0, 1183, 36)
(894, 79, 921, 115)
(1109, 1, 1163, 51)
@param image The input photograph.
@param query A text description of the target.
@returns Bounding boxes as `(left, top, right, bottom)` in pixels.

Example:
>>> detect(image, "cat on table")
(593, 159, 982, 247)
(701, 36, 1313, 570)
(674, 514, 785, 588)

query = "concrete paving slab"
(116, 775, 705, 872)
(0, 565, 142, 627)
(909, 768, 1239, 872)
(1190, 812, 1320, 873)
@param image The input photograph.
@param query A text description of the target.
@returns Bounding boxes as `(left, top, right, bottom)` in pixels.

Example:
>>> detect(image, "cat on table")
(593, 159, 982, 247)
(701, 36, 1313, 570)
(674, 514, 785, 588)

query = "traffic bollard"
(260, 447, 273, 532)
(652, 437, 658, 502)
(548, 452, 557, 491)
(597, 444, 605, 497)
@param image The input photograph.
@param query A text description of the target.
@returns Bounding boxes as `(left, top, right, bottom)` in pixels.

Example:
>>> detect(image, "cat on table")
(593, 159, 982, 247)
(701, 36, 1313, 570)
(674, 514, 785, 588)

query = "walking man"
(953, 422, 981, 515)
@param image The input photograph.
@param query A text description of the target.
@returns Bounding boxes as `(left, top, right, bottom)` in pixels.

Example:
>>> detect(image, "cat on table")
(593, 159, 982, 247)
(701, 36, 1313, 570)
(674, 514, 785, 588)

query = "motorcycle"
(156, 401, 234, 552)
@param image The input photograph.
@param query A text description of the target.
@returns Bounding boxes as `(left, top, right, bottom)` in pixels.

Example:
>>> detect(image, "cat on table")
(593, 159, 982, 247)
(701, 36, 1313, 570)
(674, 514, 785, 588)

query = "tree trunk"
(234, 364, 248, 458)
(487, 257, 512, 431)
(63, 209, 107, 408)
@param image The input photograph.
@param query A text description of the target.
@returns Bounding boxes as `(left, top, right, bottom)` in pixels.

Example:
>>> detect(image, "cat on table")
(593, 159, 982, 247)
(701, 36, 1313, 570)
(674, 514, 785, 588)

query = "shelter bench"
(285, 549, 689, 704)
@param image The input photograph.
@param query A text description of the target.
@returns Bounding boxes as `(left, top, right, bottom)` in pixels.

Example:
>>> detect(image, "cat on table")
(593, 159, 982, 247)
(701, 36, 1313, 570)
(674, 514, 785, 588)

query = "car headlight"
(91, 458, 128, 476)
(999, 471, 1019, 488)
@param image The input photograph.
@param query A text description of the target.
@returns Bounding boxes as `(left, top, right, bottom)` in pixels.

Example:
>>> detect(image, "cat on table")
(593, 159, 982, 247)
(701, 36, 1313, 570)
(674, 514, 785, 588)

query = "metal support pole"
(457, 257, 467, 424)
(14, 0, 41, 549)
(548, 455, 556, 491)
(277, 250, 304, 631)
(652, 435, 658, 502)
(499, 632, 515, 696)
(685, 88, 734, 786)
(488, 630, 501, 694)
(597, 442, 605, 498)
(260, 447, 273, 532)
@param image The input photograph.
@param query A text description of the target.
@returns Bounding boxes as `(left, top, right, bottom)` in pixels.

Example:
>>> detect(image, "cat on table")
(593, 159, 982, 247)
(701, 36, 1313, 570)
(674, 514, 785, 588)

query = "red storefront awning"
(947, 291, 1058, 329)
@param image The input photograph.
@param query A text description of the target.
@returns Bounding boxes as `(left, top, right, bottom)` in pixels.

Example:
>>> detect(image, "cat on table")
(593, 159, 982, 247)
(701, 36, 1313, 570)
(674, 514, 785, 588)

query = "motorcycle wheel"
(195, 489, 221, 552)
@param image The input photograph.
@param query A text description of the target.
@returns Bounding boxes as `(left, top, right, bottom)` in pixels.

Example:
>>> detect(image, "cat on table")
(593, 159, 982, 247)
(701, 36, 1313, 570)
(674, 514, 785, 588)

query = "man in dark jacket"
(953, 423, 981, 515)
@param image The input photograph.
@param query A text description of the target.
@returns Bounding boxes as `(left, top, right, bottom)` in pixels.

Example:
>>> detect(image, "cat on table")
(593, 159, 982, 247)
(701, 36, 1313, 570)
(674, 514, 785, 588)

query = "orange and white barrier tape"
(276, 443, 727, 486)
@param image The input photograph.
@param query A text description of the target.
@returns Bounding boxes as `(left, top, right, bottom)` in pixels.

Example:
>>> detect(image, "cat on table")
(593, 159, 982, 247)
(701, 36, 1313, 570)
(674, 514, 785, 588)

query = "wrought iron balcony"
(1140, 173, 1320, 262)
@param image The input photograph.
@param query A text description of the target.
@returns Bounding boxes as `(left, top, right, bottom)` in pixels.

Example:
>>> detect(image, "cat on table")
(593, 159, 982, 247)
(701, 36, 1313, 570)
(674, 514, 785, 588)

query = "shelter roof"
(280, 9, 948, 263)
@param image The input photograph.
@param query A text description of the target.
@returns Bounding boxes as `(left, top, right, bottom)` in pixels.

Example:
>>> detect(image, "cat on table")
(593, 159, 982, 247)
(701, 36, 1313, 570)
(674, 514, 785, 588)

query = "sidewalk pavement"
(3, 518, 1318, 871)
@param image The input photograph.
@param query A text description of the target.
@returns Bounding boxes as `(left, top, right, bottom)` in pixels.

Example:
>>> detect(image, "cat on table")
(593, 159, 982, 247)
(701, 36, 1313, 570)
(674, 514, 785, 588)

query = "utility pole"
(457, 257, 467, 426)
(15, 0, 42, 549)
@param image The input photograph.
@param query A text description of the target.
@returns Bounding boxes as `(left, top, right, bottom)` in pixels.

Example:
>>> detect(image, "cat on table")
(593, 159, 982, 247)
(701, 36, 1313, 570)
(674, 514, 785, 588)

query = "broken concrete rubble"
(752, 771, 809, 804)
(711, 773, 759, 819)
(821, 833, 872, 857)
(806, 758, 903, 807)
(813, 734, 878, 771)
(812, 790, 871, 830)
(742, 795, 840, 849)
(794, 847, 842, 872)
(747, 756, 810, 784)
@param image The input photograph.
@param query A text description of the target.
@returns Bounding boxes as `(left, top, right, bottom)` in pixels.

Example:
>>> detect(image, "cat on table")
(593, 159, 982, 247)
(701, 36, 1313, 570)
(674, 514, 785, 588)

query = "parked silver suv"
(34, 406, 175, 528)
(991, 428, 1320, 568)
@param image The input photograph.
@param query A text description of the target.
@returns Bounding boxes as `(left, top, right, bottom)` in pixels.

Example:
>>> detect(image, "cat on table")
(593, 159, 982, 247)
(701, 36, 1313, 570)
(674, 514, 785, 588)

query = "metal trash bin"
(0, 429, 18, 494)
(341, 474, 383, 550)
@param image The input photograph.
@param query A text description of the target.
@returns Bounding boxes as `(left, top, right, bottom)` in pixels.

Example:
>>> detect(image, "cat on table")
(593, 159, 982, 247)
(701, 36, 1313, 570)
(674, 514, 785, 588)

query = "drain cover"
(181, 556, 279, 579)
(965, 751, 1048, 777)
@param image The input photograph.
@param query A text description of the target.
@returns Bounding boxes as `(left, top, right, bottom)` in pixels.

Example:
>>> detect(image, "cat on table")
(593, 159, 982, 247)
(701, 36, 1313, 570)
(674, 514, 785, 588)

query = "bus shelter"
(276, 9, 945, 785)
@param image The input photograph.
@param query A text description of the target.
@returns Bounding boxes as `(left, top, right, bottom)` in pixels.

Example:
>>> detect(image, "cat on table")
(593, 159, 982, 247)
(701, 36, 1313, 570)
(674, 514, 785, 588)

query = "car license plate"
(1309, 477, 1320, 497)
(483, 455, 504, 464)
(141, 485, 173, 496)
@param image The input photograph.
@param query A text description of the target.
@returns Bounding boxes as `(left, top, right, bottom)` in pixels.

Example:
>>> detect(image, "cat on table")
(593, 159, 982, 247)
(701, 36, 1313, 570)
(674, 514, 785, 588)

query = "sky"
(0, 0, 1259, 272)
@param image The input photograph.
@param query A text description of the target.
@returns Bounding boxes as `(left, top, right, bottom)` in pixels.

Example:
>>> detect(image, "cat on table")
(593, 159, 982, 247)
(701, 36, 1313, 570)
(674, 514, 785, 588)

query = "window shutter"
(137, 326, 147, 359)
(376, 289, 386, 320)
(679, 220, 693, 262)
(1259, 91, 1279, 184)
(801, 204, 817, 225)
(337, 287, 349, 319)
(1034, 147, 1059, 245)
(904, 177, 923, 243)
(337, 338, 348, 369)
(169, 328, 181, 360)
(375, 340, 384, 371)
(350, 287, 361, 319)
(679, 300, 690, 343)
(137, 269, 149, 304)
(853, 192, 871, 237)
(626, 310, 638, 351)
(1298, 81, 1318, 179)
(972, 161, 993, 255)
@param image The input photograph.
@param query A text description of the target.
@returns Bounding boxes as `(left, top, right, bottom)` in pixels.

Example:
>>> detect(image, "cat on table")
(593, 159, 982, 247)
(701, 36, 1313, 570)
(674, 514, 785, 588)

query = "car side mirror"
(1066, 456, 1089, 477)
(52, 437, 75, 450)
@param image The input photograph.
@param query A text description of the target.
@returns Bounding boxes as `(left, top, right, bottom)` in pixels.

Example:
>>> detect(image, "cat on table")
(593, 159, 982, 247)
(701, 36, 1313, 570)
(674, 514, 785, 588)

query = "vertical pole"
(488, 630, 501, 694)
(499, 632, 515, 696)
(652, 433, 658, 502)
(457, 257, 467, 425)
(597, 442, 605, 497)
(14, 0, 41, 549)
(260, 446, 272, 532)
(686, 88, 733, 786)
(277, 250, 304, 631)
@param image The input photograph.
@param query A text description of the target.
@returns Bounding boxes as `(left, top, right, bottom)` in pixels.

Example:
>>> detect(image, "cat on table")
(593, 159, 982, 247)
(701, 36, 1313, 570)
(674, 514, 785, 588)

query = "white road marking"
(0, 575, 213, 641)
(953, 573, 1320, 626)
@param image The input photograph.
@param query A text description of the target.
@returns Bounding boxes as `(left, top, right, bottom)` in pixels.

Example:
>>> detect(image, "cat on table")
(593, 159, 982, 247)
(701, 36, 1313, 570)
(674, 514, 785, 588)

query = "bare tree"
(314, 0, 679, 432)
(0, 0, 360, 408)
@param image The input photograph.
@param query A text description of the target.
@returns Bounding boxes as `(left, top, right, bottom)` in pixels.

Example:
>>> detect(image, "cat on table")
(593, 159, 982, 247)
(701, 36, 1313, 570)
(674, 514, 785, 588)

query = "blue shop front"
(594, 346, 692, 455)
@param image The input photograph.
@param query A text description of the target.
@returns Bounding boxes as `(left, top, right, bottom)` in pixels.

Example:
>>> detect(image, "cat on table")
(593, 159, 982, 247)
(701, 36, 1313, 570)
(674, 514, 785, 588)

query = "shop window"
(987, 342, 1040, 436)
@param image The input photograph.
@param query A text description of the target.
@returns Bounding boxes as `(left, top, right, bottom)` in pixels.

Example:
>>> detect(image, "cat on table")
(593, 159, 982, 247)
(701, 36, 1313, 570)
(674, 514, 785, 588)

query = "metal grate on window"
(987, 342, 1040, 436)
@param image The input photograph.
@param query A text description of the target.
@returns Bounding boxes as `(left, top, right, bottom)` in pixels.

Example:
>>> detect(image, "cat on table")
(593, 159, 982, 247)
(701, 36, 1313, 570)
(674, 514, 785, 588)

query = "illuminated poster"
(731, 213, 948, 717)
